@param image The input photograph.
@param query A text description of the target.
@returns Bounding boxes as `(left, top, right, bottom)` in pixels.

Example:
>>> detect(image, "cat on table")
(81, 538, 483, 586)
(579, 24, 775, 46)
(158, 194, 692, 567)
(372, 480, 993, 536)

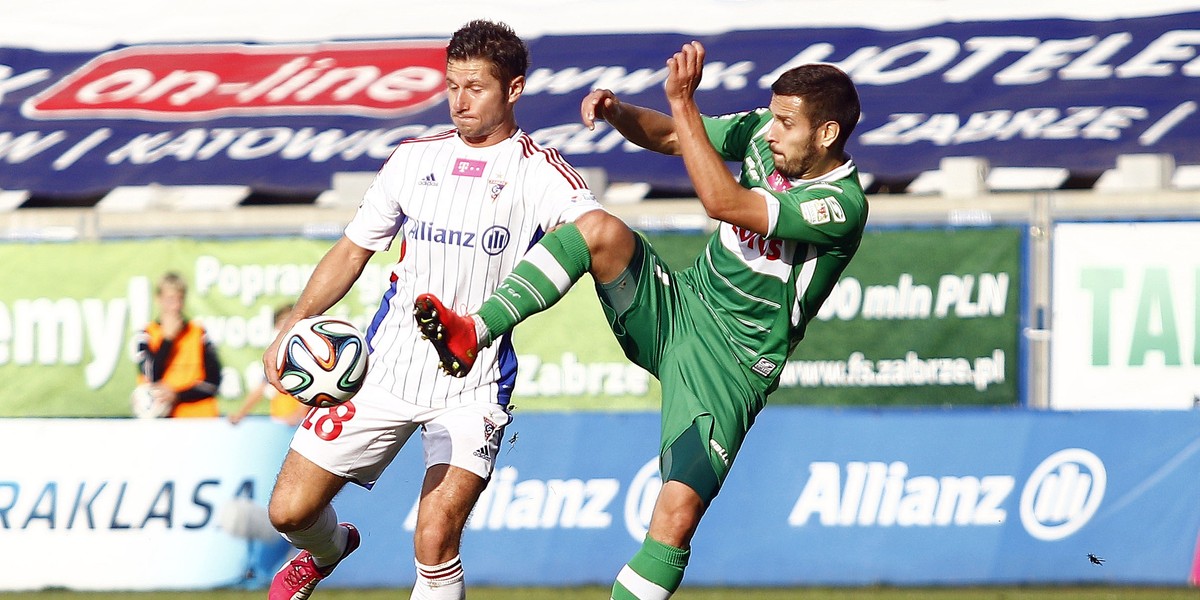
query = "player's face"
(765, 94, 829, 179)
(445, 58, 523, 147)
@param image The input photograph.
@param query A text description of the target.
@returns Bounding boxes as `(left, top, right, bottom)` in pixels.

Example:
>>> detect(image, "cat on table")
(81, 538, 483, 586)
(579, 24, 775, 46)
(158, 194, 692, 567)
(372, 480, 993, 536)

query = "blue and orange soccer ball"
(276, 316, 368, 408)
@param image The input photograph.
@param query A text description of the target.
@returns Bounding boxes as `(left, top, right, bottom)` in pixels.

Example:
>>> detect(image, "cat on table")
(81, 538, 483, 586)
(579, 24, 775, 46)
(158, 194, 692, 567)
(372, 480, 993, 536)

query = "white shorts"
(289, 382, 512, 488)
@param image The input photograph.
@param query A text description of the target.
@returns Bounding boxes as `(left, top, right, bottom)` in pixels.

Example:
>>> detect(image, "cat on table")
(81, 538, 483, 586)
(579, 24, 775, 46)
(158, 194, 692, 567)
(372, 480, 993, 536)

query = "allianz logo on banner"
(789, 448, 1106, 541)
(401, 458, 662, 542)
(399, 451, 1103, 542)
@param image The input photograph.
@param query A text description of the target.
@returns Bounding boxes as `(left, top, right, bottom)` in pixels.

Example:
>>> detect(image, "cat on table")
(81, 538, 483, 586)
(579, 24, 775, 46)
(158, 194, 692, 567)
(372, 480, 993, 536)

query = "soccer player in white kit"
(262, 20, 602, 600)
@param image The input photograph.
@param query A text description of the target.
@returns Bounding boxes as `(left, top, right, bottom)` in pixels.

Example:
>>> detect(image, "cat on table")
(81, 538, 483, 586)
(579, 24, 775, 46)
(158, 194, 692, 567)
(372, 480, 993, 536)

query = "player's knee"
(576, 211, 629, 251)
(413, 520, 460, 561)
(576, 211, 635, 279)
(267, 487, 318, 532)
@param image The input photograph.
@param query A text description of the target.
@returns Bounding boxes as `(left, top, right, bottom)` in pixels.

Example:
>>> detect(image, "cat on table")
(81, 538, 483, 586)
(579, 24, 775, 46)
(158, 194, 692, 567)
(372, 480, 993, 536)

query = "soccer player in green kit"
(415, 41, 867, 599)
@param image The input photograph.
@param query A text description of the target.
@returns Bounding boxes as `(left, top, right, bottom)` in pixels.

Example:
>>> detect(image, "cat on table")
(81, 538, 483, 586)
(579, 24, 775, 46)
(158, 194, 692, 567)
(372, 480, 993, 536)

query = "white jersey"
(344, 128, 601, 409)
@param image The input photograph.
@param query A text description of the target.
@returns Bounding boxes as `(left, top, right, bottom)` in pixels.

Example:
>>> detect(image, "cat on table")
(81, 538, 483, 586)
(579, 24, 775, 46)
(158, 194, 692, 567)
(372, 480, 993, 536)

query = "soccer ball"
(276, 316, 368, 408)
(131, 383, 171, 419)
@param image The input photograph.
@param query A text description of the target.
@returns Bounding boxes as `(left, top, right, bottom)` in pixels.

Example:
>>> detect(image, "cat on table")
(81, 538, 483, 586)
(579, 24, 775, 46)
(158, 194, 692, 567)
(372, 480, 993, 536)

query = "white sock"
(472, 314, 492, 347)
(410, 555, 465, 600)
(278, 505, 348, 568)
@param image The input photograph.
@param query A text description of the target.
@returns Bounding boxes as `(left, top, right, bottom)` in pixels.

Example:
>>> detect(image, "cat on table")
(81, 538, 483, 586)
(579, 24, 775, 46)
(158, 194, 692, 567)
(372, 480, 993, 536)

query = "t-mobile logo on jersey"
(453, 158, 486, 177)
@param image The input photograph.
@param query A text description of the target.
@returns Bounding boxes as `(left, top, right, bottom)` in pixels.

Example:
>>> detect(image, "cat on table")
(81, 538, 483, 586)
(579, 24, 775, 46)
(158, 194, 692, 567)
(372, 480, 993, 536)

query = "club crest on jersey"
(488, 175, 507, 201)
(800, 197, 845, 225)
(453, 158, 486, 177)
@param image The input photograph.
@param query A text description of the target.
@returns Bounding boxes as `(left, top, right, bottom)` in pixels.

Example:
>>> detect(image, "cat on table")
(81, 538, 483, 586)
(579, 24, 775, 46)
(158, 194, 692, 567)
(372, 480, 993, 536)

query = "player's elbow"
(700, 195, 742, 225)
(703, 199, 769, 236)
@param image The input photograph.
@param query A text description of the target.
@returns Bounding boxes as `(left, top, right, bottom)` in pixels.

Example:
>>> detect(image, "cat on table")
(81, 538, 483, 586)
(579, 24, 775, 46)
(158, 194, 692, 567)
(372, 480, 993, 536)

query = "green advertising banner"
(0, 227, 1020, 417)
(778, 227, 1022, 406)
(0, 237, 401, 417)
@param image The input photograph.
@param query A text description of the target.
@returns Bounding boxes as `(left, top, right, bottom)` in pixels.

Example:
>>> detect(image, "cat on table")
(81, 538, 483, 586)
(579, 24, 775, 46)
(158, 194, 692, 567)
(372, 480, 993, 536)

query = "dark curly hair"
(447, 20, 529, 85)
(771, 64, 861, 152)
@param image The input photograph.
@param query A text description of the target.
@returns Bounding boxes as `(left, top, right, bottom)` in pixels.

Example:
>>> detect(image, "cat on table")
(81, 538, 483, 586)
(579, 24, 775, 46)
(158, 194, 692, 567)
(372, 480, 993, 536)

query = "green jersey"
(687, 108, 868, 392)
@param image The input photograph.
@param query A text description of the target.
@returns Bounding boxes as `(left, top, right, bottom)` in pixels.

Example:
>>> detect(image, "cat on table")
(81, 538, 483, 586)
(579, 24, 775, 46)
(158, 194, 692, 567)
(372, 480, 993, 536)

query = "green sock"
(611, 536, 689, 600)
(476, 223, 591, 342)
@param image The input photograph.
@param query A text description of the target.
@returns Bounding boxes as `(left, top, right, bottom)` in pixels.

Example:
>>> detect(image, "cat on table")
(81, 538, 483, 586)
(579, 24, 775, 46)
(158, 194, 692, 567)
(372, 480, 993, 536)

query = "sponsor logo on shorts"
(709, 439, 730, 466)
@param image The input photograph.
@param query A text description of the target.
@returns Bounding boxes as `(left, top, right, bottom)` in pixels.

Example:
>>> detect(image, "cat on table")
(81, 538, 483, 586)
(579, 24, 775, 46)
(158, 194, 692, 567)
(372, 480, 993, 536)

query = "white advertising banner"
(0, 418, 295, 591)
(1051, 222, 1200, 409)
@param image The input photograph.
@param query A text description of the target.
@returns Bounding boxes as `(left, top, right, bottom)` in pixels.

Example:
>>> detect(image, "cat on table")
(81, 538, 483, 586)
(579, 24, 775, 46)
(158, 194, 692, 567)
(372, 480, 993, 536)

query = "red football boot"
(413, 293, 479, 378)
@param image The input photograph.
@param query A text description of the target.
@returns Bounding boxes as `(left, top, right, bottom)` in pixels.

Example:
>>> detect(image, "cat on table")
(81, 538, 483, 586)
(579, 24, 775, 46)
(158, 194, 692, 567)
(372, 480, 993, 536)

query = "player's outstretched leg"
(269, 522, 361, 600)
(415, 222, 594, 377)
(414, 294, 481, 377)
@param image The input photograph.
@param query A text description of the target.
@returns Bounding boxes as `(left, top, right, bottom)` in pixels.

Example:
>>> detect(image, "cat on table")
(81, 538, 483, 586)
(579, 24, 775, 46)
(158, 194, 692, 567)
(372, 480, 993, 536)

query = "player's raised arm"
(665, 41, 770, 235)
(580, 88, 681, 155)
(263, 235, 374, 392)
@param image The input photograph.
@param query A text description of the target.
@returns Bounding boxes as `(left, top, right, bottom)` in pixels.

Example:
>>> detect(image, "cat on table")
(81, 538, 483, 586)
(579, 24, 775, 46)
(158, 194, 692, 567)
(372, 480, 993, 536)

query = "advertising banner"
(1, 12, 1198, 196)
(0, 418, 295, 591)
(0, 226, 1020, 416)
(0, 237, 400, 416)
(776, 226, 1022, 406)
(1051, 221, 1200, 409)
(3, 408, 1198, 590)
(328, 406, 1200, 587)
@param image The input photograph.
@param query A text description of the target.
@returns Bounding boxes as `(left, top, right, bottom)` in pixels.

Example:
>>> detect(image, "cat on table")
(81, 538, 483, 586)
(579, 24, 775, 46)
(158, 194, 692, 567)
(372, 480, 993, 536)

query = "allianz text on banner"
(329, 408, 1200, 587)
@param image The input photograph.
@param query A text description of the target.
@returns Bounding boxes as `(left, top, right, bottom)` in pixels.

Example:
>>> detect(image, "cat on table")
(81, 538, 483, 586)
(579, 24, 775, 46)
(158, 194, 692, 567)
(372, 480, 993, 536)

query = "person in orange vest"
(228, 304, 309, 426)
(132, 271, 222, 418)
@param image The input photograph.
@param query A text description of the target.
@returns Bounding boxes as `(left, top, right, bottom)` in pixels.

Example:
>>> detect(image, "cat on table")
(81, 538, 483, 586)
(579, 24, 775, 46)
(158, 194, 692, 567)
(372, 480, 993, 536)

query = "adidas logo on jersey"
(418, 173, 438, 186)
(473, 445, 491, 459)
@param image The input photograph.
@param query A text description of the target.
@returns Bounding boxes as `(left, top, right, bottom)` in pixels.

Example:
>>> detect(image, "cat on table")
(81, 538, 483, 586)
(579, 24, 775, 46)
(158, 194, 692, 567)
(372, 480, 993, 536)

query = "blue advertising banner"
(1, 11, 1197, 196)
(2, 409, 1197, 590)
(0, 418, 296, 591)
(331, 407, 1200, 588)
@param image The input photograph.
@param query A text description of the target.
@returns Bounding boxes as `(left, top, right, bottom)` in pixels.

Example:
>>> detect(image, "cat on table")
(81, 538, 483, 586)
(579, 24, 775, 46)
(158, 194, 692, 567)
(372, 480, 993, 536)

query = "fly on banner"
(0, 12, 1197, 195)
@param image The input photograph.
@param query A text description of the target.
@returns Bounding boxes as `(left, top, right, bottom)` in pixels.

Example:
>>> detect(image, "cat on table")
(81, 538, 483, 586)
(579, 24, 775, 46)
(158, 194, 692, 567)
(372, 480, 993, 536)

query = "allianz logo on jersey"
(788, 448, 1106, 541)
(407, 219, 510, 256)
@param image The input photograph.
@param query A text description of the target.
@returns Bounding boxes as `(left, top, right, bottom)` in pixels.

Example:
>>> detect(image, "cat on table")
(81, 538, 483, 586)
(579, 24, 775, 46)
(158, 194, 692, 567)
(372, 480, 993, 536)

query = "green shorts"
(595, 233, 765, 504)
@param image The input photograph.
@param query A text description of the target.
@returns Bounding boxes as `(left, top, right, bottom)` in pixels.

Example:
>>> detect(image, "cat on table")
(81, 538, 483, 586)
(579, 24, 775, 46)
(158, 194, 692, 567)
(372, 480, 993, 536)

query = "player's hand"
(262, 330, 288, 394)
(665, 41, 705, 105)
(581, 89, 620, 130)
